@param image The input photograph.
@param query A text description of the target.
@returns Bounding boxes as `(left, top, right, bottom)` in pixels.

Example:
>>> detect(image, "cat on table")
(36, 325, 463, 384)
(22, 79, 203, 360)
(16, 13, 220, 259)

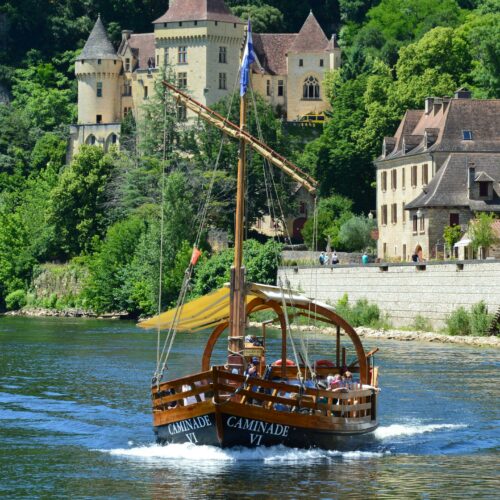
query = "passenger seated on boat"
(245, 357, 260, 377)
(343, 371, 353, 389)
(327, 374, 346, 393)
(245, 334, 263, 346)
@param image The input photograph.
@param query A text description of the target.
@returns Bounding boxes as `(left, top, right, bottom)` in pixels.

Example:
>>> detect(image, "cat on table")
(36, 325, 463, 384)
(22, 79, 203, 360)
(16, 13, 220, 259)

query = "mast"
(227, 42, 248, 370)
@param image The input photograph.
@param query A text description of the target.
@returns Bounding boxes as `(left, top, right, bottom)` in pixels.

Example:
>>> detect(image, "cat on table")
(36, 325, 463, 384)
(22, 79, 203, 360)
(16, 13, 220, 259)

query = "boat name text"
(226, 417, 290, 437)
(167, 415, 212, 435)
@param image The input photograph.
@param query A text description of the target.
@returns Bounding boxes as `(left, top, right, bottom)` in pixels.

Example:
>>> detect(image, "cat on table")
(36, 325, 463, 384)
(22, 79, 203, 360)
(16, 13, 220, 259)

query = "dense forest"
(0, 0, 498, 315)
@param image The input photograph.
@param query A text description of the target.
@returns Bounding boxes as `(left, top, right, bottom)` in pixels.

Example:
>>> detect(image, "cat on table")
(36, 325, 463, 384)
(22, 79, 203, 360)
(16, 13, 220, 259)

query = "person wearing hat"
(246, 356, 260, 377)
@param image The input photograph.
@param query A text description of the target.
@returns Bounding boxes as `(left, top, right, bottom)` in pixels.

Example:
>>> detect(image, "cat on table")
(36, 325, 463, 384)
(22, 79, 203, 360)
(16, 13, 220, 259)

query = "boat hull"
(155, 411, 378, 450)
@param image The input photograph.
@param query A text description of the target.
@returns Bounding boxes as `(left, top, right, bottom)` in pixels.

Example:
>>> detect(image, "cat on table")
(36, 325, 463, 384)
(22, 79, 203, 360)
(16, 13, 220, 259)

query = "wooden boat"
(138, 24, 380, 449)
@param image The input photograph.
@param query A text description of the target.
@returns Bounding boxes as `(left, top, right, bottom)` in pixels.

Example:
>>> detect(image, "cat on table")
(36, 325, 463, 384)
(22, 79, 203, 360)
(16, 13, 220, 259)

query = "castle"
(69, 0, 340, 157)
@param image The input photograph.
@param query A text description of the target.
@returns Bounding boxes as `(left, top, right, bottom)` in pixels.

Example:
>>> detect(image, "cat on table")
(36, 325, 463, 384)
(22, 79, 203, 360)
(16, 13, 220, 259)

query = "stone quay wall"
(278, 260, 500, 328)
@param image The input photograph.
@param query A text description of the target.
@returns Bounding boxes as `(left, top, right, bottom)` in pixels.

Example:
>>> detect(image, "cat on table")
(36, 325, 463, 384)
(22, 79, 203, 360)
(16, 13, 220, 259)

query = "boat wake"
(375, 423, 467, 440)
(104, 443, 385, 463)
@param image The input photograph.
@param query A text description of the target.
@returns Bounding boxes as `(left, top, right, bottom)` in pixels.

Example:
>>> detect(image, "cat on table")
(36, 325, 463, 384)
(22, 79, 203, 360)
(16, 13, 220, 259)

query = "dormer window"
(97, 59, 101, 65)
(320, 59, 324, 67)
(463, 130, 473, 140)
(479, 182, 489, 197)
(299, 59, 303, 67)
(125, 58, 130, 72)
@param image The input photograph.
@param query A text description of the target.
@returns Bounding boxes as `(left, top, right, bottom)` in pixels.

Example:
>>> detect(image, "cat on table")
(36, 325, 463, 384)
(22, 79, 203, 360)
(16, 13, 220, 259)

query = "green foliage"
(446, 301, 493, 336)
(230, 3, 284, 32)
(47, 145, 114, 258)
(334, 293, 382, 327)
(443, 224, 463, 254)
(469, 213, 499, 254)
(337, 215, 377, 251)
(412, 314, 432, 332)
(302, 194, 354, 250)
(5, 289, 27, 311)
(192, 239, 282, 297)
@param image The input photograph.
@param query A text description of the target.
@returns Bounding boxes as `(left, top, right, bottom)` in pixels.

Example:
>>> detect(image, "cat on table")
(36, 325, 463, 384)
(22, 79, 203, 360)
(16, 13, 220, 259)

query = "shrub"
(470, 301, 493, 337)
(5, 289, 27, 310)
(446, 301, 493, 336)
(413, 314, 432, 332)
(335, 294, 381, 328)
(446, 306, 471, 335)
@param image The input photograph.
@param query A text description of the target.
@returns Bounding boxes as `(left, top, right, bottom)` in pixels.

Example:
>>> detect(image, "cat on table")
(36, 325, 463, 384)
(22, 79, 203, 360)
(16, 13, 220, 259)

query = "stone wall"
(278, 260, 500, 328)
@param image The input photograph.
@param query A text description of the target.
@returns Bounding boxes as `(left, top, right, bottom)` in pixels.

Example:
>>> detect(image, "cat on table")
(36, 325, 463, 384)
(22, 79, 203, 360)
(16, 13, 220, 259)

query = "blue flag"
(240, 21, 257, 96)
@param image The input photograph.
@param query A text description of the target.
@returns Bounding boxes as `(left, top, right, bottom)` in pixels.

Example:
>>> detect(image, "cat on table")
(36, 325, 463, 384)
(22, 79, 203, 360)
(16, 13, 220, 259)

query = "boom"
(163, 81, 318, 194)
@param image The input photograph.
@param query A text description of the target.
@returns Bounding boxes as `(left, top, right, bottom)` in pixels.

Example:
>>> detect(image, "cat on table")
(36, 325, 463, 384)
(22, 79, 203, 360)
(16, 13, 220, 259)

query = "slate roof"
(253, 34, 296, 75)
(406, 153, 500, 211)
(380, 97, 500, 161)
(288, 11, 329, 53)
(128, 33, 155, 70)
(77, 16, 120, 61)
(154, 0, 243, 24)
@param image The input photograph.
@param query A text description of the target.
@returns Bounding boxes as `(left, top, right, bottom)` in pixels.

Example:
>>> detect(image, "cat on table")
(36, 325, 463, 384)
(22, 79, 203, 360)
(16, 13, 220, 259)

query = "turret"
(75, 16, 122, 124)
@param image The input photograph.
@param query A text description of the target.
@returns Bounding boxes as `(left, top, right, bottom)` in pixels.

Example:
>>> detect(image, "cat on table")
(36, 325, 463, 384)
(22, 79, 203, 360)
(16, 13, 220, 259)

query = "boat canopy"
(138, 283, 334, 332)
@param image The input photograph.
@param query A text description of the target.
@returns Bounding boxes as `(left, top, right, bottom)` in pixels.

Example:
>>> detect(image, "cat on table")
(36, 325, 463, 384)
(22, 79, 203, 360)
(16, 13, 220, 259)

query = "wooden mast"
(227, 45, 248, 370)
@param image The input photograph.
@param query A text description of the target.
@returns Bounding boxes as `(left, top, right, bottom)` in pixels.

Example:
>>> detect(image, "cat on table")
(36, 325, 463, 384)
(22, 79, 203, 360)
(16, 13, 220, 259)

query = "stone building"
(375, 89, 500, 261)
(69, 0, 340, 157)
(252, 12, 341, 121)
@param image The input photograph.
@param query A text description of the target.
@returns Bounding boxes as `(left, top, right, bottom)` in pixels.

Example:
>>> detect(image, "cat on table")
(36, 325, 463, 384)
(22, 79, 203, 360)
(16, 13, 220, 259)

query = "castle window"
(381, 171, 387, 192)
(219, 47, 227, 64)
(319, 59, 324, 67)
(194, 21, 198, 26)
(391, 203, 397, 224)
(462, 130, 473, 140)
(178, 46, 187, 64)
(381, 205, 388, 225)
(419, 214, 425, 233)
(302, 76, 320, 99)
(219, 72, 227, 90)
(391, 169, 397, 190)
(299, 59, 303, 67)
(144, 86, 148, 99)
(125, 58, 130, 72)
(96, 82, 103, 97)
(411, 165, 417, 187)
(177, 103, 187, 122)
(96, 115, 102, 124)
(123, 82, 132, 96)
(164, 49, 169, 66)
(266, 80, 271, 96)
(156, 54, 159, 67)
(422, 164, 429, 185)
(402, 202, 406, 223)
(178, 72, 187, 89)
(402, 167, 406, 188)
(215, 21, 218, 26)
(97, 59, 101, 65)
(413, 215, 418, 234)
(278, 80, 284, 97)
(86, 135, 96, 145)
(163, 23, 167, 28)
(179, 22, 182, 27)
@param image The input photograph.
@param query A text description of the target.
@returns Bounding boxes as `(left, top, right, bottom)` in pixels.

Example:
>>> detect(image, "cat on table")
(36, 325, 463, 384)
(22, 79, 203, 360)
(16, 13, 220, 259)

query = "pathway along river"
(1, 317, 498, 499)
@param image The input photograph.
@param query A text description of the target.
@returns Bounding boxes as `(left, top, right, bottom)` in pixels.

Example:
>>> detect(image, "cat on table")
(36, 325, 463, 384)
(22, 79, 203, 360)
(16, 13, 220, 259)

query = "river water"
(0, 317, 498, 499)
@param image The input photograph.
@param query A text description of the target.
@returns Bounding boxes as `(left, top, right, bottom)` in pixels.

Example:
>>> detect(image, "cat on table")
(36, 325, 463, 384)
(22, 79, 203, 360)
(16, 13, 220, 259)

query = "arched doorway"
(293, 217, 307, 241)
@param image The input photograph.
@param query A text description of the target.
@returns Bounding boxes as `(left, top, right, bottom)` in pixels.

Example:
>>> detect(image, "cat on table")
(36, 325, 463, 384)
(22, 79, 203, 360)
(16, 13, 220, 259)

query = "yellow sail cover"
(137, 283, 327, 333)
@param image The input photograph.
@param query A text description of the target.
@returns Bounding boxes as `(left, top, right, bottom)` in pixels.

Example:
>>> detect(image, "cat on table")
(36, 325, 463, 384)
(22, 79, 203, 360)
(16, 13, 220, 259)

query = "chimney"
(121, 30, 133, 42)
(467, 161, 476, 199)
(455, 87, 472, 99)
(425, 97, 434, 114)
(442, 96, 451, 112)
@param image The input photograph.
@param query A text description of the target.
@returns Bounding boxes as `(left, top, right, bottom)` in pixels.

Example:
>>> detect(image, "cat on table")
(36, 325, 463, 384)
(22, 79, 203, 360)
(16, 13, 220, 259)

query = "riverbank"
(3, 307, 129, 320)
(248, 322, 499, 347)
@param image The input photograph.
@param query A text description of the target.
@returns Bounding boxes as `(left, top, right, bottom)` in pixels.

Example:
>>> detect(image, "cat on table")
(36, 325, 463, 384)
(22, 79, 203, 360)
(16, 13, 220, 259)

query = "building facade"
(375, 90, 500, 261)
(69, 1, 340, 157)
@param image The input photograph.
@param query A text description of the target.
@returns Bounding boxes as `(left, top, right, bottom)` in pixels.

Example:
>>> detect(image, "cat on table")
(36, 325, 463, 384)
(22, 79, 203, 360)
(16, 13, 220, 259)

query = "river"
(0, 317, 498, 499)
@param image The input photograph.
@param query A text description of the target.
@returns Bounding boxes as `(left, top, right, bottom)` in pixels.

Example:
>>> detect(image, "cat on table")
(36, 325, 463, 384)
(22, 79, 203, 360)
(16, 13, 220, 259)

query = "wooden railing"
(151, 368, 377, 422)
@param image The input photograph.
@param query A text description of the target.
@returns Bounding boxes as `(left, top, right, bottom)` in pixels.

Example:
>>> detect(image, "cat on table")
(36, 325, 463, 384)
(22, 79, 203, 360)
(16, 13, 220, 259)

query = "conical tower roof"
(288, 11, 329, 53)
(76, 16, 120, 61)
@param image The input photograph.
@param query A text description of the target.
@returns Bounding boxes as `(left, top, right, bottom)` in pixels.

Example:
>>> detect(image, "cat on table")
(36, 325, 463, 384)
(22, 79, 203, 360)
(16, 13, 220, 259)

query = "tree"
(302, 194, 354, 249)
(469, 213, 499, 258)
(230, 3, 284, 32)
(48, 145, 114, 259)
(443, 224, 463, 256)
(337, 215, 377, 251)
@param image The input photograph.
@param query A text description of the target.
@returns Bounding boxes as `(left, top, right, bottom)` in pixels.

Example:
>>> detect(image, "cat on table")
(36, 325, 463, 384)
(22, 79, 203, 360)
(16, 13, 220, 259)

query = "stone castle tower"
(69, 1, 341, 159)
(69, 16, 121, 157)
